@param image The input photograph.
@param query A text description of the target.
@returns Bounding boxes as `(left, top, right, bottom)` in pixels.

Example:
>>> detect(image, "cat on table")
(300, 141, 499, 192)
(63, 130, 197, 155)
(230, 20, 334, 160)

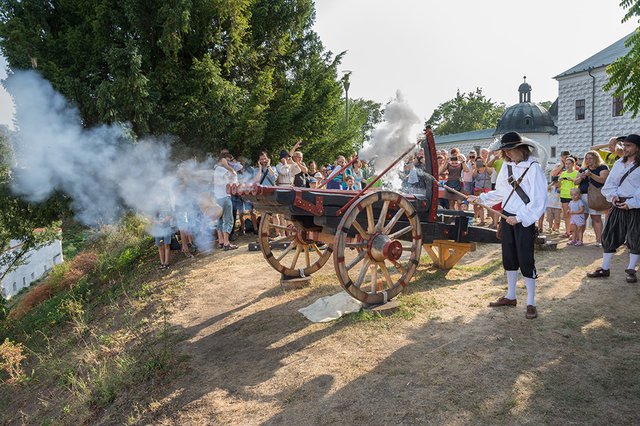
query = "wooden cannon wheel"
(258, 212, 333, 277)
(333, 191, 422, 305)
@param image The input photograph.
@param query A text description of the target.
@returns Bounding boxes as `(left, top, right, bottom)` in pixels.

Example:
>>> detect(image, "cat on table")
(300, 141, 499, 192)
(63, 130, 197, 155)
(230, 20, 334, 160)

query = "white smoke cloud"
(358, 91, 422, 192)
(4, 70, 224, 251)
(358, 91, 422, 172)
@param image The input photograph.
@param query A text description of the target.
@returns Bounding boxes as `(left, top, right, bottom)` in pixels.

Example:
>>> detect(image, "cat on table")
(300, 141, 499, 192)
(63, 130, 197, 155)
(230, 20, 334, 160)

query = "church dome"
(518, 81, 532, 94)
(494, 77, 557, 135)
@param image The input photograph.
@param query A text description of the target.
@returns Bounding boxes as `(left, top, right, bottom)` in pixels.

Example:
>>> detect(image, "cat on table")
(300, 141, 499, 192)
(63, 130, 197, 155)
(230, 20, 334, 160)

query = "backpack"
(244, 218, 255, 234)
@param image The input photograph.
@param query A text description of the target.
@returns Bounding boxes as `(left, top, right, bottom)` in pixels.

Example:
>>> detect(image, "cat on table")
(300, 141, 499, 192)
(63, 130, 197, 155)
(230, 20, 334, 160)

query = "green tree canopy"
(604, 1, 640, 117)
(0, 129, 65, 282)
(0, 0, 374, 161)
(425, 88, 506, 136)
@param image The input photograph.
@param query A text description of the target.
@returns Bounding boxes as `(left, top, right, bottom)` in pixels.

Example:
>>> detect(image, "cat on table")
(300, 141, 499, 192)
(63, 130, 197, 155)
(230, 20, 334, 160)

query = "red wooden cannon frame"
(229, 129, 499, 305)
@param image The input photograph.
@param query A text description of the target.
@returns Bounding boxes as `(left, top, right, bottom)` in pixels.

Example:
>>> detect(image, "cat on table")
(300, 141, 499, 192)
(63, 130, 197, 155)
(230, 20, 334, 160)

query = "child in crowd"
(151, 208, 173, 270)
(559, 156, 578, 238)
(568, 187, 586, 246)
(545, 177, 562, 233)
(343, 175, 358, 190)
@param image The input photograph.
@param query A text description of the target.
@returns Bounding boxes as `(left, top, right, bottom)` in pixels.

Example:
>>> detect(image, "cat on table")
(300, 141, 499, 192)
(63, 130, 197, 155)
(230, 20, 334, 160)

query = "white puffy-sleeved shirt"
(601, 159, 640, 209)
(478, 158, 548, 227)
(213, 165, 236, 199)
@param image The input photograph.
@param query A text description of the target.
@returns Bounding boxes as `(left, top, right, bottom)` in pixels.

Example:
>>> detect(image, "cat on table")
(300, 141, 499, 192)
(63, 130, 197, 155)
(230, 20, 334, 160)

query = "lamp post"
(341, 70, 352, 126)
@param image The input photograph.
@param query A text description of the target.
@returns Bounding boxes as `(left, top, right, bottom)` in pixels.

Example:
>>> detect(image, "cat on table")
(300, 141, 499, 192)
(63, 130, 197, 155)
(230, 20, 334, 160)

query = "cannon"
(230, 129, 499, 305)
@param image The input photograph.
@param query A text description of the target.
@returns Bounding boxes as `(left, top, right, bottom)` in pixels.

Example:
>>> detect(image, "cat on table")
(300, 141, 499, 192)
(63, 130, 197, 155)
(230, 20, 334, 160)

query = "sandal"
(586, 267, 610, 278)
(223, 244, 238, 251)
(182, 251, 194, 258)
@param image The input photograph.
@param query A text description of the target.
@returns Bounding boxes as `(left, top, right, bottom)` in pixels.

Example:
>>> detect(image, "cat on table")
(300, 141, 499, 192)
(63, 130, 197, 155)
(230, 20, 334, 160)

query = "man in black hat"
(588, 134, 640, 283)
(467, 131, 548, 319)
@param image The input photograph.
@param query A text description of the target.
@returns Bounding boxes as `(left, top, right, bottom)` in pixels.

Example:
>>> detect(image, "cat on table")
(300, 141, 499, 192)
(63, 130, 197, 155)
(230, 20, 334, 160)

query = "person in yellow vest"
(559, 156, 578, 238)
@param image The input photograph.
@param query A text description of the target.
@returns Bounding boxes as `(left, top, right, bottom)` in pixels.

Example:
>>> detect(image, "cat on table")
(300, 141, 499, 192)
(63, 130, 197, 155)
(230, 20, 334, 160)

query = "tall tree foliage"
(0, 129, 64, 284)
(604, 1, 640, 117)
(0, 0, 363, 159)
(425, 88, 505, 136)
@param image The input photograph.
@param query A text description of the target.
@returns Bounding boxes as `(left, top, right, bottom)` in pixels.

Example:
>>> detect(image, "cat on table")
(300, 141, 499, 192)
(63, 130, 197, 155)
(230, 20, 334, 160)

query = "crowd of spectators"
(152, 135, 627, 270)
(434, 136, 626, 247)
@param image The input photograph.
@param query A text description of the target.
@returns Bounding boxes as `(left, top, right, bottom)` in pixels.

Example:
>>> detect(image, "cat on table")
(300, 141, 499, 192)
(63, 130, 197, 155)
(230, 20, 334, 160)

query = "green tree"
(604, 1, 640, 117)
(425, 88, 506, 135)
(539, 100, 553, 110)
(0, 129, 65, 283)
(0, 0, 354, 158)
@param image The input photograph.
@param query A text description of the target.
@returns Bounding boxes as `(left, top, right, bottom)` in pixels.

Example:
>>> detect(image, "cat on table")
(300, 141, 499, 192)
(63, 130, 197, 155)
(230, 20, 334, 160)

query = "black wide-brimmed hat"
(488, 131, 536, 152)
(624, 134, 640, 147)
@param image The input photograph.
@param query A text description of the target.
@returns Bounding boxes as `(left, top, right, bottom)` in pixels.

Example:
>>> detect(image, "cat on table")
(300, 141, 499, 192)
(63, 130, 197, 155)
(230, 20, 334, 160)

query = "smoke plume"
(4, 70, 223, 250)
(358, 91, 422, 190)
(358, 91, 422, 171)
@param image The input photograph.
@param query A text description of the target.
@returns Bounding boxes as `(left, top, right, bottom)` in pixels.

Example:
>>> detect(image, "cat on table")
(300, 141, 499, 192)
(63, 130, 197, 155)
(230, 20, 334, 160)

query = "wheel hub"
(368, 233, 403, 262)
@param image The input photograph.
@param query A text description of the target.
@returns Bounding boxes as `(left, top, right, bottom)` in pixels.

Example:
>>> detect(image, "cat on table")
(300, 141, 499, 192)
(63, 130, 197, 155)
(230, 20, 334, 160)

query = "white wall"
(0, 240, 64, 299)
(557, 67, 640, 158)
(435, 137, 496, 157)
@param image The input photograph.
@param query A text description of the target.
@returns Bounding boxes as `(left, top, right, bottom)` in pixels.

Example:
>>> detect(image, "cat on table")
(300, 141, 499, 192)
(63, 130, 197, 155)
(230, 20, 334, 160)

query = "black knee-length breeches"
(602, 207, 640, 255)
(501, 211, 537, 278)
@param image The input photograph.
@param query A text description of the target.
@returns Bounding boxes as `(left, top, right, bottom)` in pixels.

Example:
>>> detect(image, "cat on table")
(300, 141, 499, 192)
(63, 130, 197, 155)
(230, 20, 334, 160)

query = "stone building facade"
(555, 32, 640, 156)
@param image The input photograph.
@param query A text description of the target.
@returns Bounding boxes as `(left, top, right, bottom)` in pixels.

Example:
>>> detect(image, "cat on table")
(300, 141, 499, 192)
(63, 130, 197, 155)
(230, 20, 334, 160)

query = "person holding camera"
(588, 134, 640, 283)
(574, 150, 609, 246)
(439, 148, 470, 210)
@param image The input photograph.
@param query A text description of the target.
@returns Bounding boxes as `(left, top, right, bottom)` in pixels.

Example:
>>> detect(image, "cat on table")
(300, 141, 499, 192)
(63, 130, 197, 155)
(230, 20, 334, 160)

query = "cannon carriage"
(229, 130, 499, 305)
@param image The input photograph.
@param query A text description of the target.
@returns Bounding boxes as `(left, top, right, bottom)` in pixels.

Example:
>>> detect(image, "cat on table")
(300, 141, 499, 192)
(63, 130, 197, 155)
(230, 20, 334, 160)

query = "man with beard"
(587, 134, 640, 283)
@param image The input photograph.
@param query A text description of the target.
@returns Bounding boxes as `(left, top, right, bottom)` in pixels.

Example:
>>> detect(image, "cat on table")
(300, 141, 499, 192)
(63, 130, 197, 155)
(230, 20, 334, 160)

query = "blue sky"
(0, 1, 637, 128)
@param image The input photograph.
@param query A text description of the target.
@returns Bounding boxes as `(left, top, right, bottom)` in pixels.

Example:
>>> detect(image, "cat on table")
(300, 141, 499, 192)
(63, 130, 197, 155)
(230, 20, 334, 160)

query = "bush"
(0, 338, 26, 384)
(8, 251, 99, 321)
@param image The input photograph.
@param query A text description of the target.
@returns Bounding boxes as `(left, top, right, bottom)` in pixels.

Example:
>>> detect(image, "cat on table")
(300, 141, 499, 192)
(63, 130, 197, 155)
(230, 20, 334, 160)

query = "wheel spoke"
(351, 220, 369, 240)
(346, 251, 365, 271)
(380, 262, 394, 289)
(276, 241, 296, 262)
(290, 246, 302, 269)
(346, 241, 367, 249)
(311, 243, 324, 257)
(376, 200, 390, 232)
(388, 225, 413, 240)
(270, 234, 294, 243)
(391, 259, 406, 275)
(366, 204, 375, 233)
(384, 209, 405, 234)
(304, 246, 311, 268)
(270, 223, 293, 231)
(370, 263, 378, 294)
(354, 258, 371, 288)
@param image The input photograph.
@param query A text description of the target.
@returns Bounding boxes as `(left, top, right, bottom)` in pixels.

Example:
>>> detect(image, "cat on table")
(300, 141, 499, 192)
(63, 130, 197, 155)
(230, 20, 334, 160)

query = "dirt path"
(141, 231, 640, 425)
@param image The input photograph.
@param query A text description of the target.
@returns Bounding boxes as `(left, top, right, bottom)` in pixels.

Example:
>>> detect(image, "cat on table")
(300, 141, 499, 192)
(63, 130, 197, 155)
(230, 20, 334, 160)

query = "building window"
(550, 146, 557, 158)
(575, 99, 585, 120)
(12, 282, 16, 292)
(22, 277, 26, 287)
(612, 95, 624, 117)
(31, 272, 35, 280)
